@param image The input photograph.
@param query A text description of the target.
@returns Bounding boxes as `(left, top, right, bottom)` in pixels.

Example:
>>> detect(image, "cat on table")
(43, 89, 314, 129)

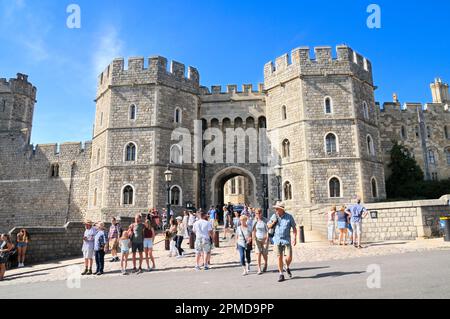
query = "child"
(120, 231, 131, 275)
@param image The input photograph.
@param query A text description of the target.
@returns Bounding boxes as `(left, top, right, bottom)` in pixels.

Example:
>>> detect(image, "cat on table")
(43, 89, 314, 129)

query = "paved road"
(2, 250, 449, 299)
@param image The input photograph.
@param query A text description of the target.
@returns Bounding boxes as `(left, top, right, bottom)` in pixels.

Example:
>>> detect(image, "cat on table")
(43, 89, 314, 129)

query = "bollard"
(213, 230, 220, 248)
(165, 238, 170, 251)
(299, 226, 305, 244)
(441, 217, 450, 242)
(189, 231, 196, 249)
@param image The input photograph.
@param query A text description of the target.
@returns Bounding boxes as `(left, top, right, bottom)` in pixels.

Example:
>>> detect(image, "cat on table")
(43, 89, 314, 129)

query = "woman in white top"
(236, 215, 253, 276)
(327, 206, 337, 245)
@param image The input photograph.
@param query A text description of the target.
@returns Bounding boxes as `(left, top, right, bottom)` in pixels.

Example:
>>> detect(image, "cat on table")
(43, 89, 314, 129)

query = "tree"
(386, 141, 424, 199)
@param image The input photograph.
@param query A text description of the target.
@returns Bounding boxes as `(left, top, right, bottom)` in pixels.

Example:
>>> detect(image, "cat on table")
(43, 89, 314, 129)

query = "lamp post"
(164, 165, 173, 230)
(274, 164, 283, 202)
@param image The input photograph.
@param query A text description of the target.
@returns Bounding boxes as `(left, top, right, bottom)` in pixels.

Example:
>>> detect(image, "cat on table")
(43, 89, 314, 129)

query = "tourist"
(0, 234, 14, 281)
(347, 223, 354, 245)
(252, 208, 269, 275)
(327, 207, 337, 245)
(129, 214, 145, 274)
(187, 210, 196, 237)
(119, 230, 131, 275)
(268, 202, 297, 282)
(168, 218, 178, 257)
(236, 215, 253, 276)
(108, 217, 122, 263)
(182, 211, 189, 239)
(337, 206, 351, 245)
(232, 211, 240, 239)
(346, 198, 369, 249)
(94, 222, 107, 276)
(208, 206, 217, 224)
(193, 211, 213, 271)
(16, 228, 30, 268)
(222, 206, 232, 240)
(175, 216, 185, 258)
(81, 220, 97, 275)
(143, 219, 156, 271)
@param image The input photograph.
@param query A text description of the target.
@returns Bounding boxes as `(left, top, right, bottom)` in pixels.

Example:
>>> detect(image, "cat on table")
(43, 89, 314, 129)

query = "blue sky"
(1, 0, 449, 145)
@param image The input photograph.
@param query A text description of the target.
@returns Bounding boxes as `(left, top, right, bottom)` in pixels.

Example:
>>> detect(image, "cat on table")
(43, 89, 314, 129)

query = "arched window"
(428, 149, 436, 165)
(123, 185, 134, 206)
(363, 102, 369, 119)
(174, 108, 182, 124)
(371, 178, 378, 198)
(367, 135, 375, 156)
(234, 117, 243, 128)
(329, 177, 341, 198)
(401, 126, 407, 140)
(170, 186, 182, 206)
(125, 143, 136, 162)
(282, 105, 287, 120)
(282, 139, 290, 158)
(258, 116, 267, 129)
(129, 104, 137, 120)
(445, 148, 450, 166)
(445, 126, 449, 140)
(325, 133, 338, 153)
(324, 97, 333, 114)
(170, 145, 182, 165)
(50, 164, 59, 178)
(284, 182, 293, 201)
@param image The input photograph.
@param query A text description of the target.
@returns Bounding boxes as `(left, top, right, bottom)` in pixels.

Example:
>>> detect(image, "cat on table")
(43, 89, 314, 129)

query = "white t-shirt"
(193, 219, 213, 240)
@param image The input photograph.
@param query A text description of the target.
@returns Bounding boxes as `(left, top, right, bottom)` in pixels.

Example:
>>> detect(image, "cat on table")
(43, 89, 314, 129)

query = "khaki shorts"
(351, 222, 362, 236)
(109, 239, 119, 251)
(255, 239, 269, 255)
(274, 244, 293, 257)
(195, 238, 211, 254)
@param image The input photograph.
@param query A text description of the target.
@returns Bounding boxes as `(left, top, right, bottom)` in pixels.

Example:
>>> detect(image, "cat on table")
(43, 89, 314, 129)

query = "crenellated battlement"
(33, 142, 92, 159)
(200, 83, 265, 96)
(264, 45, 373, 90)
(380, 102, 450, 117)
(0, 73, 37, 100)
(97, 56, 200, 97)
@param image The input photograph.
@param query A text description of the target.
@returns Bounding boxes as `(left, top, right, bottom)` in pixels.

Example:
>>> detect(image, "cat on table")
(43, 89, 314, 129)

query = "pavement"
(1, 231, 450, 299)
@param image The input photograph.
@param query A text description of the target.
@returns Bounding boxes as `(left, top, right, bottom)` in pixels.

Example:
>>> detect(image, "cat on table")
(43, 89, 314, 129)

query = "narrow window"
(93, 188, 97, 207)
(282, 105, 287, 120)
(445, 126, 449, 140)
(401, 126, 407, 140)
(284, 182, 293, 200)
(427, 126, 432, 139)
(50, 164, 59, 178)
(324, 97, 332, 114)
(130, 105, 136, 120)
(282, 139, 290, 158)
(428, 150, 436, 165)
(170, 186, 181, 206)
(371, 178, 378, 198)
(363, 102, 369, 119)
(97, 149, 101, 165)
(231, 178, 236, 194)
(125, 143, 136, 162)
(415, 126, 420, 138)
(174, 108, 182, 124)
(367, 135, 375, 156)
(100, 112, 103, 127)
(326, 133, 337, 153)
(329, 178, 341, 198)
(123, 186, 134, 205)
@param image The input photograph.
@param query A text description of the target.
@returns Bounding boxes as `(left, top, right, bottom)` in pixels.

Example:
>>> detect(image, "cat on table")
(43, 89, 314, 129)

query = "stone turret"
(430, 78, 449, 104)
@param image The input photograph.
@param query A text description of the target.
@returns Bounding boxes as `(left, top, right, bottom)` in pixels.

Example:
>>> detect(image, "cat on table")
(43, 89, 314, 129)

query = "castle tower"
(0, 73, 36, 144)
(88, 56, 200, 220)
(264, 46, 386, 213)
(430, 78, 449, 104)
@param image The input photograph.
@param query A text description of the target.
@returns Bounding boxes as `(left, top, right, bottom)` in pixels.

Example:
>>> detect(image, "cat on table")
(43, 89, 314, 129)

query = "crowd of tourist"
(0, 198, 367, 283)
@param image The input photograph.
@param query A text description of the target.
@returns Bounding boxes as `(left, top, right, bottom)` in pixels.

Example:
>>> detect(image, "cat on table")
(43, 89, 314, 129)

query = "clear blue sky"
(1, 0, 449, 145)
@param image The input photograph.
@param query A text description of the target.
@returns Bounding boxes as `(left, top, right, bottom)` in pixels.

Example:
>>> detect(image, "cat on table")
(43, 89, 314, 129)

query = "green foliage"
(386, 141, 450, 200)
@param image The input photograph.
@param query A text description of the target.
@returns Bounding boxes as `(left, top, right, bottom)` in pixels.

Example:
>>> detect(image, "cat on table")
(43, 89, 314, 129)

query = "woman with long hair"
(0, 234, 15, 281)
(16, 229, 30, 268)
(143, 219, 156, 271)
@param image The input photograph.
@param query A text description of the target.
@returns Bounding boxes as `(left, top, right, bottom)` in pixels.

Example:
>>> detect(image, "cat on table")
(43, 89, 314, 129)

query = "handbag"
(239, 227, 253, 251)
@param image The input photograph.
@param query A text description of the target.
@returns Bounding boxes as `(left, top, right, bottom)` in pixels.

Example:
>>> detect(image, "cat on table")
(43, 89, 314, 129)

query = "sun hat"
(273, 201, 286, 211)
(84, 219, 93, 225)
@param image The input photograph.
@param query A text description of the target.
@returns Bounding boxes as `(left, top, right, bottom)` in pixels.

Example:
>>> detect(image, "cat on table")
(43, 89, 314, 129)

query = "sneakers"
(194, 266, 201, 271)
(278, 274, 285, 282)
(110, 258, 116, 263)
(137, 268, 143, 274)
(242, 270, 249, 276)
(247, 264, 251, 273)
(96, 272, 103, 276)
(204, 265, 210, 271)
(285, 267, 293, 279)
(131, 268, 137, 274)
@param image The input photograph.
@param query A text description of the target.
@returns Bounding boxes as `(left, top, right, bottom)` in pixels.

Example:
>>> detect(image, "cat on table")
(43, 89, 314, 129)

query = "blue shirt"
(347, 204, 367, 223)
(270, 212, 296, 245)
(94, 230, 107, 251)
(208, 209, 217, 220)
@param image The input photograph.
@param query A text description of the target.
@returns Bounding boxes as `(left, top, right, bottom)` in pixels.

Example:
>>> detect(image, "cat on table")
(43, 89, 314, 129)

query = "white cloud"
(92, 26, 125, 75)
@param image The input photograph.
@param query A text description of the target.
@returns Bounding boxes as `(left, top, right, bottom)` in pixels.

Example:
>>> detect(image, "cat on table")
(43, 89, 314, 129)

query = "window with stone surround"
(284, 181, 293, 201)
(445, 148, 450, 166)
(329, 177, 341, 198)
(324, 97, 333, 114)
(170, 186, 182, 206)
(93, 188, 97, 207)
(400, 126, 407, 140)
(445, 126, 449, 140)
(282, 105, 287, 120)
(432, 172, 438, 181)
(129, 104, 137, 120)
(367, 135, 375, 156)
(325, 133, 338, 154)
(363, 101, 369, 120)
(282, 139, 290, 158)
(174, 108, 182, 124)
(125, 143, 136, 162)
(428, 149, 436, 165)
(122, 185, 134, 206)
(170, 144, 182, 165)
(50, 164, 59, 178)
(371, 178, 378, 198)
(96, 149, 101, 165)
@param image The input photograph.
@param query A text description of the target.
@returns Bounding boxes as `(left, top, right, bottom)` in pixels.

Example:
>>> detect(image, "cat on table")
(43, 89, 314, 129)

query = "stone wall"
(300, 195, 450, 242)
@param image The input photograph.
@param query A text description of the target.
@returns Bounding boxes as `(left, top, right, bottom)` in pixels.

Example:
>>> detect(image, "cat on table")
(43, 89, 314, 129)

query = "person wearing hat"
(175, 216, 185, 258)
(81, 220, 97, 275)
(94, 222, 108, 276)
(268, 202, 297, 283)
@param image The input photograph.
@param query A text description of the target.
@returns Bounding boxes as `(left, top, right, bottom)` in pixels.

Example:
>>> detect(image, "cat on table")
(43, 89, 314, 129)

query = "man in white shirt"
(193, 211, 213, 271)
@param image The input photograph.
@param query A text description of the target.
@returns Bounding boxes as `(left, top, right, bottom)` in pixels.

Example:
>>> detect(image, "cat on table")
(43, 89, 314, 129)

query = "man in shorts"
(346, 198, 368, 249)
(193, 211, 213, 271)
(129, 214, 145, 274)
(268, 202, 297, 282)
(81, 220, 97, 275)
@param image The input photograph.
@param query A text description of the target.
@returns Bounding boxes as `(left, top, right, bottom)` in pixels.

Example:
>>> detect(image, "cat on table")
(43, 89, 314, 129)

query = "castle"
(1, 45, 449, 232)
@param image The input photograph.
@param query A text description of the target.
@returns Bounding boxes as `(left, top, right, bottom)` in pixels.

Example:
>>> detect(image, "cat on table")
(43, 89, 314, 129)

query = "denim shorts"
(17, 242, 28, 248)
(143, 239, 153, 249)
